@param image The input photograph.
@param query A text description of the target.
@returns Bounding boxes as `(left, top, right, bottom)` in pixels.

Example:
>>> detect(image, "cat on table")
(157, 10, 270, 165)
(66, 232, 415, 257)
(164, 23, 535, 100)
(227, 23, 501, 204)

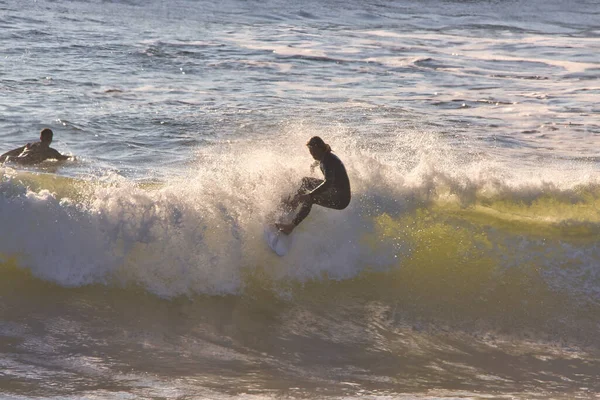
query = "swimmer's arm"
(0, 146, 26, 162)
(49, 148, 71, 161)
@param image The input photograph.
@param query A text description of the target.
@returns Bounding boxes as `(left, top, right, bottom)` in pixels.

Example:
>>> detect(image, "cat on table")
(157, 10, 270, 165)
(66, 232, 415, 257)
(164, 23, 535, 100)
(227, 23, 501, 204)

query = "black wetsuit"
(0, 141, 67, 165)
(292, 151, 351, 226)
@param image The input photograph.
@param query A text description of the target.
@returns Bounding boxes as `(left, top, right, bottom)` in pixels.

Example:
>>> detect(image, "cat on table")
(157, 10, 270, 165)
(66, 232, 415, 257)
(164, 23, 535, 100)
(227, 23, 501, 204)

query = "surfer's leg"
(291, 198, 313, 226)
(289, 189, 338, 227)
(278, 196, 314, 233)
(300, 177, 323, 192)
(281, 177, 323, 211)
(277, 178, 324, 234)
(312, 190, 350, 210)
(278, 190, 348, 234)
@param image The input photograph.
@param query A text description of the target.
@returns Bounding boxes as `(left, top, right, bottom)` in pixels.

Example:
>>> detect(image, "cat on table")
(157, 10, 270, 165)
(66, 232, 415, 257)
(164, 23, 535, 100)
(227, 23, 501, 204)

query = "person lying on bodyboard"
(0, 128, 71, 165)
(276, 136, 351, 234)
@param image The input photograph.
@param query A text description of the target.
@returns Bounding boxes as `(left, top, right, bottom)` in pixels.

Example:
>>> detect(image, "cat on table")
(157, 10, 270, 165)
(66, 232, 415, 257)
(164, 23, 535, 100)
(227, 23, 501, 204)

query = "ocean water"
(1, 0, 600, 398)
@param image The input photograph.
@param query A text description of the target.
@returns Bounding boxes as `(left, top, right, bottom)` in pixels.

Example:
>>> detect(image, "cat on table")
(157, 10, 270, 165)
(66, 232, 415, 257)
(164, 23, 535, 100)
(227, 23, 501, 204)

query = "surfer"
(0, 128, 71, 165)
(276, 136, 351, 234)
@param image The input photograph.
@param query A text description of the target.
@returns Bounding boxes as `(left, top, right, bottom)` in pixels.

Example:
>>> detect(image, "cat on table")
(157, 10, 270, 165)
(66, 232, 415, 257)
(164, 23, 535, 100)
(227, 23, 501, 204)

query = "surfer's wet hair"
(307, 136, 331, 153)
(40, 128, 53, 142)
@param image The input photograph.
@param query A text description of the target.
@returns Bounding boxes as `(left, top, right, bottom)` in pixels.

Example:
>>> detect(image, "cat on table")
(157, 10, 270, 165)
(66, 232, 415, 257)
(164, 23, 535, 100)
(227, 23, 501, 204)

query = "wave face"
(2, 132, 599, 314)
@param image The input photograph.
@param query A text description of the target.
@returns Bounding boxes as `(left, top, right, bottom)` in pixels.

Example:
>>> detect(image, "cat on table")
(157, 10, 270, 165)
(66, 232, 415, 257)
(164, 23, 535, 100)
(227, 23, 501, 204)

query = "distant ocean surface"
(1, 0, 600, 398)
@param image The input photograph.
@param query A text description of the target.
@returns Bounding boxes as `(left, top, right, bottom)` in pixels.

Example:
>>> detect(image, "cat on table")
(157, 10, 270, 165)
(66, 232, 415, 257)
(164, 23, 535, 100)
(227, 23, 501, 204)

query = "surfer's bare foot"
(275, 223, 295, 235)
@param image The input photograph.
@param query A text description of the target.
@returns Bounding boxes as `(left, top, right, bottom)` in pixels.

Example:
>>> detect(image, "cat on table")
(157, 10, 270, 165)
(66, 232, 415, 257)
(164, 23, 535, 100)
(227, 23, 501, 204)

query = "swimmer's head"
(40, 128, 53, 144)
(306, 136, 331, 160)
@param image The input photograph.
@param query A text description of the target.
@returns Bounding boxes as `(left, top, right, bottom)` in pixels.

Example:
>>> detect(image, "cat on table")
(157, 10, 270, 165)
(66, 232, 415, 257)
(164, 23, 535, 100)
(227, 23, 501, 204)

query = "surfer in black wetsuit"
(276, 136, 351, 234)
(0, 128, 71, 165)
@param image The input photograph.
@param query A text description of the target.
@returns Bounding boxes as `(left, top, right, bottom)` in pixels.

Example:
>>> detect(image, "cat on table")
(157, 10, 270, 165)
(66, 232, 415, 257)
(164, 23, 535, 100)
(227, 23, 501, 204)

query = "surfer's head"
(306, 136, 331, 160)
(39, 128, 53, 145)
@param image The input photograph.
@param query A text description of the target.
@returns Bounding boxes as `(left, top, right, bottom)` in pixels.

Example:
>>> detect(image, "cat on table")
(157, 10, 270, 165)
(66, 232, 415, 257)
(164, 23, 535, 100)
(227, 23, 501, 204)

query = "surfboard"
(264, 225, 292, 256)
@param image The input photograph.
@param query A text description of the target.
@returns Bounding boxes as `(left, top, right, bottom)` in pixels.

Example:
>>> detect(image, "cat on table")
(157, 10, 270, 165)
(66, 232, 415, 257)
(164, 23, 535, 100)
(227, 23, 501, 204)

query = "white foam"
(1, 128, 599, 299)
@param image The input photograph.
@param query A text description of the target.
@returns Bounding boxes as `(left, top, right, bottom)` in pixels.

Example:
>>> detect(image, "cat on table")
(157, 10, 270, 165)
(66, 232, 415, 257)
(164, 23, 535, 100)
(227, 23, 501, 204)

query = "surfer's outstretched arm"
(49, 148, 70, 161)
